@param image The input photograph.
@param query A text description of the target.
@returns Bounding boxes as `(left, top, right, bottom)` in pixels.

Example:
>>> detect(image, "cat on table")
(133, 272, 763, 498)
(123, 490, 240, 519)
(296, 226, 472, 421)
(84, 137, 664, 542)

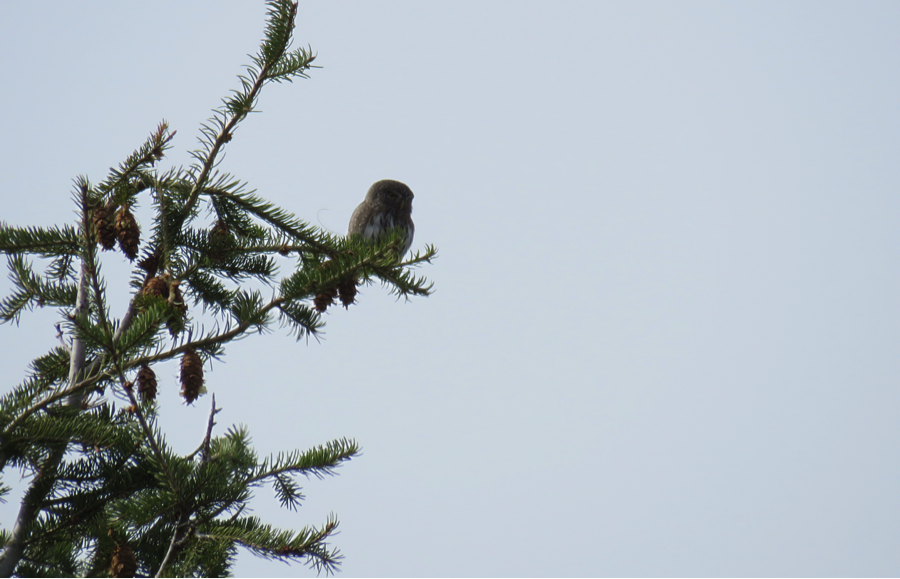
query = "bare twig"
(186, 394, 220, 462)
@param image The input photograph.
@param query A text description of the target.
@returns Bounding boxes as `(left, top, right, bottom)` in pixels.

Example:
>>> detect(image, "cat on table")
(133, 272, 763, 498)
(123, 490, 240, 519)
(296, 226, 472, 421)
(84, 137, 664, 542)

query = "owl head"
(366, 179, 414, 212)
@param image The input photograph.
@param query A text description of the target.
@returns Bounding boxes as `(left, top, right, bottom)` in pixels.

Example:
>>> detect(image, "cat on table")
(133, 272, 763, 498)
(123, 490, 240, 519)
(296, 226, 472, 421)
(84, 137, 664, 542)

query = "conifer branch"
(196, 513, 342, 575)
(0, 367, 112, 445)
(116, 373, 180, 495)
(0, 254, 149, 574)
(0, 224, 81, 258)
(0, 256, 75, 323)
(202, 187, 334, 255)
(184, 4, 294, 220)
(6, 255, 153, 432)
(249, 438, 359, 484)
(94, 121, 176, 201)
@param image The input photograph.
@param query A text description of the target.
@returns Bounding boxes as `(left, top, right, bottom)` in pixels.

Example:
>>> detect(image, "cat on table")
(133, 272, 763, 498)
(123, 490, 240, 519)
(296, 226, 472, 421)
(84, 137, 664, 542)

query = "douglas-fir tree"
(0, 2, 435, 576)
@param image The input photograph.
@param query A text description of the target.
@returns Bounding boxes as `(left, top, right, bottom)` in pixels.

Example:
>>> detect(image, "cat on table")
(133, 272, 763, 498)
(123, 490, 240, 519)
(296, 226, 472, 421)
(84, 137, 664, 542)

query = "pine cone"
(142, 276, 168, 299)
(136, 364, 157, 402)
(314, 287, 338, 313)
(337, 278, 358, 309)
(210, 219, 231, 239)
(209, 219, 232, 262)
(115, 206, 140, 261)
(109, 544, 138, 578)
(93, 203, 117, 250)
(180, 347, 204, 404)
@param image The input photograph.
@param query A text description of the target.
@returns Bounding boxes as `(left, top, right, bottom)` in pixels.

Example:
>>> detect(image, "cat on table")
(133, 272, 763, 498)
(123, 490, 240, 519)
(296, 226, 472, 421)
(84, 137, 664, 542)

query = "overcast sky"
(1, 1, 899, 576)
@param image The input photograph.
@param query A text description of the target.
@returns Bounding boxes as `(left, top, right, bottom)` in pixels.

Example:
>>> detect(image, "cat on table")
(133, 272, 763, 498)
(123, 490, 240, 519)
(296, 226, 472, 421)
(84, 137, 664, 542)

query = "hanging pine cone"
(180, 347, 204, 404)
(109, 544, 138, 578)
(93, 203, 117, 250)
(210, 219, 231, 239)
(142, 276, 168, 299)
(115, 205, 140, 261)
(314, 286, 338, 313)
(136, 364, 157, 402)
(209, 219, 232, 263)
(337, 278, 358, 309)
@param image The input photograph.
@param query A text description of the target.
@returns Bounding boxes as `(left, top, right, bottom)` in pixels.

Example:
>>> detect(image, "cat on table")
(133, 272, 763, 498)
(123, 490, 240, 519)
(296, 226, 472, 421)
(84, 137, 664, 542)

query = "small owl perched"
(348, 179, 415, 257)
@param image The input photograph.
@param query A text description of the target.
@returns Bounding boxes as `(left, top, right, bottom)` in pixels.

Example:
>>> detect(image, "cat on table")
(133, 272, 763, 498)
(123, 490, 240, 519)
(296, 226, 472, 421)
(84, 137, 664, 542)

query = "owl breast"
(361, 213, 414, 256)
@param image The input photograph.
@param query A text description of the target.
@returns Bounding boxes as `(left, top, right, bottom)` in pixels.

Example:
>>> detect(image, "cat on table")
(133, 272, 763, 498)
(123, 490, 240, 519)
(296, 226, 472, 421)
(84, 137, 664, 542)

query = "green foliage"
(0, 1, 436, 576)
(0, 255, 78, 323)
(0, 224, 82, 258)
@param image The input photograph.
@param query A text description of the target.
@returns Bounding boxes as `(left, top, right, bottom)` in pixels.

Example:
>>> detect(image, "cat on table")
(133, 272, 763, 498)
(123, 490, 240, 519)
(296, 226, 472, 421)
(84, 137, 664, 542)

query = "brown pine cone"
(142, 276, 168, 299)
(136, 364, 157, 402)
(337, 278, 358, 309)
(180, 347, 204, 404)
(109, 544, 138, 578)
(115, 206, 140, 261)
(93, 203, 117, 250)
(314, 287, 338, 313)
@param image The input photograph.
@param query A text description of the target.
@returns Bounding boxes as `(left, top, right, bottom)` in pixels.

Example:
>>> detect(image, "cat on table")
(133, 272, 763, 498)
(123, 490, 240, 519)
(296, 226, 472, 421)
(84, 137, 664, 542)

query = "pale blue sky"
(1, 1, 899, 576)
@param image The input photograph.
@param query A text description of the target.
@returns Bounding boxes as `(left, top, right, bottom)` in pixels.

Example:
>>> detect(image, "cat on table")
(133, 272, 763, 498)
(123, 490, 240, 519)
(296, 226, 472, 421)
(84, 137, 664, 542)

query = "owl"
(348, 179, 415, 257)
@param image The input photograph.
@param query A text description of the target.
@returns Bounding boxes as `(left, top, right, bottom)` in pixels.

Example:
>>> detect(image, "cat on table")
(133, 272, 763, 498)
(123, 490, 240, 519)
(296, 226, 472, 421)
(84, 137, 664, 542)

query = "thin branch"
(96, 122, 175, 198)
(247, 446, 358, 485)
(154, 512, 191, 578)
(186, 394, 220, 462)
(0, 365, 111, 439)
(183, 67, 272, 222)
(154, 395, 227, 579)
(116, 375, 179, 495)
